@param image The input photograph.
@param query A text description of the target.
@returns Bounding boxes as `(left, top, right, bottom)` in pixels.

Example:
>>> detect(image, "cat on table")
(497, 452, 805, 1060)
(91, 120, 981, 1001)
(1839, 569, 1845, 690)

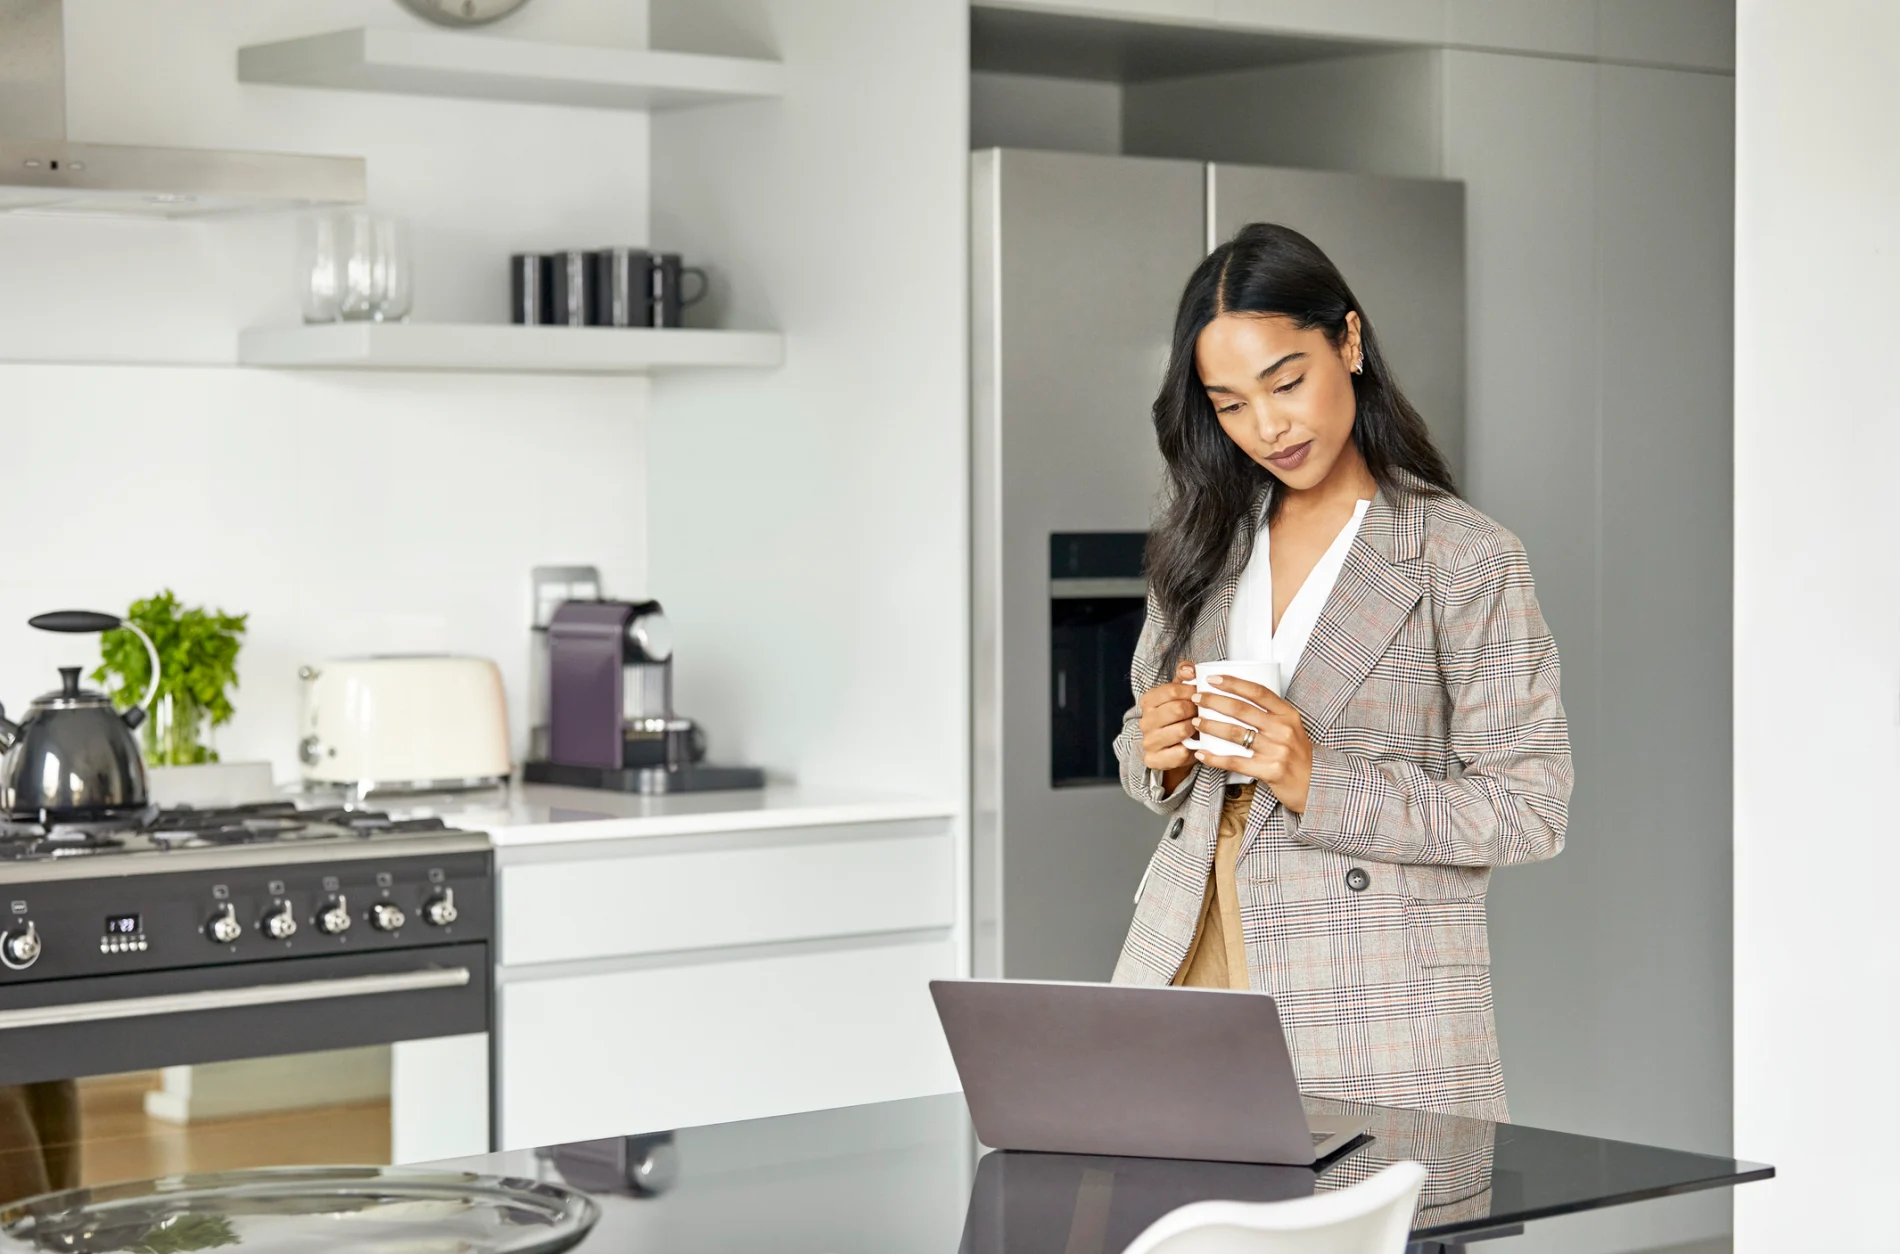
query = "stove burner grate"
(0, 836, 127, 861)
(0, 801, 460, 860)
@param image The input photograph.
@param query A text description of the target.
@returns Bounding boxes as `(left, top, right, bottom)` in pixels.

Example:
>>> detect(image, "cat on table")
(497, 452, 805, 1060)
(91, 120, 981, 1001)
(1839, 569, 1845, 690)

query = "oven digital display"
(105, 914, 141, 936)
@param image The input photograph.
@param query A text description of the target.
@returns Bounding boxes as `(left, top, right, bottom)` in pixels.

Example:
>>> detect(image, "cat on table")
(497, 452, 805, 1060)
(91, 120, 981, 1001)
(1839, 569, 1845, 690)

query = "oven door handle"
(0, 966, 472, 1031)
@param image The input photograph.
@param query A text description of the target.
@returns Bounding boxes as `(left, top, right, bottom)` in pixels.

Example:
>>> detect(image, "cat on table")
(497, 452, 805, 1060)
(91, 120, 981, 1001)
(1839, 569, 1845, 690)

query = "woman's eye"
(1274, 376, 1305, 395)
(1214, 401, 1244, 415)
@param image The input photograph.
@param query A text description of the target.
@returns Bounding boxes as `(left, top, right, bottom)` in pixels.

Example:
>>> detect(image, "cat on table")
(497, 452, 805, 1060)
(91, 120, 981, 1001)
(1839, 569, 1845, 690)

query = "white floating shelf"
(238, 28, 784, 111)
(238, 324, 784, 375)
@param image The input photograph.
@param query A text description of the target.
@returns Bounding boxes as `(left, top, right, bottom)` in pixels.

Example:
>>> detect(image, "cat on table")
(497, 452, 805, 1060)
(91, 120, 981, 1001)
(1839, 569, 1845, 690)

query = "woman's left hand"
(1191, 675, 1315, 813)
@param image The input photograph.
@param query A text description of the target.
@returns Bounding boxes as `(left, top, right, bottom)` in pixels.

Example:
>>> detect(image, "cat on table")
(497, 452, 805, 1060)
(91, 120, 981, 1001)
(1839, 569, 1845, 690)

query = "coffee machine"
(523, 577, 764, 795)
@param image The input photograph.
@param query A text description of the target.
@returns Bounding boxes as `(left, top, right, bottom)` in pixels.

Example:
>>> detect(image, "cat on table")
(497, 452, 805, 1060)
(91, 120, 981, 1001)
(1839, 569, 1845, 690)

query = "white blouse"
(1222, 497, 1371, 777)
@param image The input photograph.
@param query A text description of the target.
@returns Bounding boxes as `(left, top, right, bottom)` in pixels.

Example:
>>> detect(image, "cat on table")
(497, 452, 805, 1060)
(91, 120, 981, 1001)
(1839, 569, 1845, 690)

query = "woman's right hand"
(1139, 662, 1199, 792)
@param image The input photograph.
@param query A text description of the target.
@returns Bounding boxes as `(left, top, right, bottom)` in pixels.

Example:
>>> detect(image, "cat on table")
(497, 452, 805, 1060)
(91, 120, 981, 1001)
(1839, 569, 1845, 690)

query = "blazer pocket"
(1400, 866, 1490, 972)
(1251, 861, 1410, 994)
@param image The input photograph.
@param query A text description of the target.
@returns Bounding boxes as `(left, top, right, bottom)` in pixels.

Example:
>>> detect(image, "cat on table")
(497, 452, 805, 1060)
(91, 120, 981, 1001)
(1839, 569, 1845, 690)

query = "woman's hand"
(1138, 662, 1200, 794)
(1191, 675, 1315, 813)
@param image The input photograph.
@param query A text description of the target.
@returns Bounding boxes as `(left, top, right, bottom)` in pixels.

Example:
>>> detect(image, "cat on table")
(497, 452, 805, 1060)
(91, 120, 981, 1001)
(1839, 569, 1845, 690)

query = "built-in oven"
(0, 815, 494, 1205)
(1050, 532, 1149, 786)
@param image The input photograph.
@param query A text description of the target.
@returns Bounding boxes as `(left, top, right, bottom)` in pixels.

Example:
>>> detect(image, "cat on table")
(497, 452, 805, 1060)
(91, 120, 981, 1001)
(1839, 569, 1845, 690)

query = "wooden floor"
(78, 1072, 390, 1184)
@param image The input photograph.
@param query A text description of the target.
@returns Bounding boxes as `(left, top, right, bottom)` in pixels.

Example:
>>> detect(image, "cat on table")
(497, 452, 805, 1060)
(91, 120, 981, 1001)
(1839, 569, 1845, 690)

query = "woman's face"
(1194, 311, 1362, 490)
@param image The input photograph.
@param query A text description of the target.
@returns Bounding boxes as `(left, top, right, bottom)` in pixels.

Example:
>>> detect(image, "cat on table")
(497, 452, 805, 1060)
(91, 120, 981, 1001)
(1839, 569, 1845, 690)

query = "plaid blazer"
(1111, 483, 1572, 1121)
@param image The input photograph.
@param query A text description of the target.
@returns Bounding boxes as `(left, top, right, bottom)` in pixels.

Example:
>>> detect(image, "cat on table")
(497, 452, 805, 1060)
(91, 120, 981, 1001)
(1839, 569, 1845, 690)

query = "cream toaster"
(299, 655, 511, 792)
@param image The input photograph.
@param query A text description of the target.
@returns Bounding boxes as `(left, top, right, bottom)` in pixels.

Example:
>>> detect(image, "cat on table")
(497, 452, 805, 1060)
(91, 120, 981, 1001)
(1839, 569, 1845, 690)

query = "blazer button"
(1166, 817, 1184, 840)
(1345, 867, 1370, 893)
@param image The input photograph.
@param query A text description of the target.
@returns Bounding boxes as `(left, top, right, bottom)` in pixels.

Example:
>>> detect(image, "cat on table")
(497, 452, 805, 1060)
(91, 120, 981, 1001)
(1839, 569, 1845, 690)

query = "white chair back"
(1120, 1160, 1427, 1254)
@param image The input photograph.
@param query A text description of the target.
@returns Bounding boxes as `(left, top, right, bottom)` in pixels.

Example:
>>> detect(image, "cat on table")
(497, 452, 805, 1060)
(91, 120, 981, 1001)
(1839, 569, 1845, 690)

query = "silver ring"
(1239, 727, 1257, 751)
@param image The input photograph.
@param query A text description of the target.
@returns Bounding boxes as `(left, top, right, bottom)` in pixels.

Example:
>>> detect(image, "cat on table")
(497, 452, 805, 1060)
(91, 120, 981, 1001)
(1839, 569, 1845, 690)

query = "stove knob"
(2, 921, 42, 969)
(207, 904, 242, 945)
(370, 902, 406, 932)
(317, 896, 353, 935)
(423, 889, 458, 927)
(261, 901, 298, 941)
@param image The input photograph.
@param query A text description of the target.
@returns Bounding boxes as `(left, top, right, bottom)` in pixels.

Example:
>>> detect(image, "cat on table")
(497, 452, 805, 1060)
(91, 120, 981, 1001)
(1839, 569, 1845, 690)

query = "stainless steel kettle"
(0, 611, 162, 820)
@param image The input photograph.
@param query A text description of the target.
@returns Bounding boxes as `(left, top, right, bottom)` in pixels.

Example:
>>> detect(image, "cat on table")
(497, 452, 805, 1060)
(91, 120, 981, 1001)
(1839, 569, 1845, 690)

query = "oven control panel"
(0, 850, 492, 984)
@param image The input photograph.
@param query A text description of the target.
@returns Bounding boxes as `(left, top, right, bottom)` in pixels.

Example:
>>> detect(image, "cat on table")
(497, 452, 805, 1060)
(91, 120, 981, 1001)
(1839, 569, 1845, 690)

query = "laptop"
(929, 979, 1369, 1165)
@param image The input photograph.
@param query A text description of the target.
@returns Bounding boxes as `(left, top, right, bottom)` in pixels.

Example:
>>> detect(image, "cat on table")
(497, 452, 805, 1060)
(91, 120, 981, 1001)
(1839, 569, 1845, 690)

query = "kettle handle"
(28, 610, 162, 726)
(29, 611, 122, 634)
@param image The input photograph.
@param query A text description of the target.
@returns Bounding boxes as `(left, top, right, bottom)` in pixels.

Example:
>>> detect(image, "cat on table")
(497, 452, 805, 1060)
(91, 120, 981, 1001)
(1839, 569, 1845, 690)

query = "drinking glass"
(297, 211, 342, 323)
(339, 211, 414, 323)
(371, 215, 413, 322)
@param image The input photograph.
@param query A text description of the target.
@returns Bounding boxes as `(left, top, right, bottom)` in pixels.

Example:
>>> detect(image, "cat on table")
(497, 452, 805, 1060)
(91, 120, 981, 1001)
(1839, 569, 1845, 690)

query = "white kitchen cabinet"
(498, 933, 958, 1149)
(499, 820, 953, 966)
(489, 807, 961, 1150)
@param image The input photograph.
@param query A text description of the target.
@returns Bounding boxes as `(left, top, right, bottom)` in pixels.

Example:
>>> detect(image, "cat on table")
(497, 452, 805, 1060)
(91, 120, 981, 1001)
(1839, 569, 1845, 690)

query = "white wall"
(1733, 1, 1900, 1249)
(971, 70, 1122, 154)
(0, 0, 653, 778)
(645, 0, 969, 808)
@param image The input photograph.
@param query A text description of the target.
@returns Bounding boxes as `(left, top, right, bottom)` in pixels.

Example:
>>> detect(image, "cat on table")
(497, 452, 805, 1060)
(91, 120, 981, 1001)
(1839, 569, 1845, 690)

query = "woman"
(1113, 224, 1571, 1121)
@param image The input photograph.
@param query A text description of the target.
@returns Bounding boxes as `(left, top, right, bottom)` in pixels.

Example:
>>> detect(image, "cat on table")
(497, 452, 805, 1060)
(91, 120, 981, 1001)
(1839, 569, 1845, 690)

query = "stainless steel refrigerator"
(971, 147, 1465, 980)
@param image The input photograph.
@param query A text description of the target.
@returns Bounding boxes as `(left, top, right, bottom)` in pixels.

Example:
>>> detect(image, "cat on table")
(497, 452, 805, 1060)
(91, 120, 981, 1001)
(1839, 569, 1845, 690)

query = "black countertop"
(428, 1094, 1771, 1251)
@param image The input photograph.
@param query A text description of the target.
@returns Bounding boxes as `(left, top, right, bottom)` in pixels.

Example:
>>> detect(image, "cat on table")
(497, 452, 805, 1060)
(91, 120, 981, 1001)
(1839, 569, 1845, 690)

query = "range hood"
(0, 0, 364, 218)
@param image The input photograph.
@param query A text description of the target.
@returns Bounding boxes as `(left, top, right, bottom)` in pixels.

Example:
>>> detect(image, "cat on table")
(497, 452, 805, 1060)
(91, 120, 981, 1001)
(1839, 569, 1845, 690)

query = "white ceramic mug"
(1182, 659, 1282, 757)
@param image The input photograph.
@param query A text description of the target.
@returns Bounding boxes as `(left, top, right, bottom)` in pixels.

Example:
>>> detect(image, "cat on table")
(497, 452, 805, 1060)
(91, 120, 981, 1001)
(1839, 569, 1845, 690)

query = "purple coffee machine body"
(523, 599, 765, 795)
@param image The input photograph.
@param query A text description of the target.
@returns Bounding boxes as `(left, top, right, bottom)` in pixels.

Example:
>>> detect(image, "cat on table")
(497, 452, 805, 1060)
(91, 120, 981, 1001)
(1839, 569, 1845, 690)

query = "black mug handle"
(681, 266, 709, 308)
(29, 610, 123, 634)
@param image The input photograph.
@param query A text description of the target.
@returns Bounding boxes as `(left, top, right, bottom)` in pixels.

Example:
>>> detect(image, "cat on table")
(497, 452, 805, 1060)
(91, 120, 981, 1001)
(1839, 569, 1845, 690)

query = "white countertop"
(377, 781, 957, 848)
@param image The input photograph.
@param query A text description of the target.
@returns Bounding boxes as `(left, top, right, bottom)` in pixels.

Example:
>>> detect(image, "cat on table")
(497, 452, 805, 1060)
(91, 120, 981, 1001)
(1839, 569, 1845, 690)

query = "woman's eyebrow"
(1256, 351, 1305, 379)
(1205, 351, 1307, 394)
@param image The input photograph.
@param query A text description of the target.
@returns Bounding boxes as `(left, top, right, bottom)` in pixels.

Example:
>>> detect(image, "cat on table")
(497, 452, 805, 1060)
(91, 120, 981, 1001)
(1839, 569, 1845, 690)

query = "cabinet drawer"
(496, 934, 960, 1149)
(498, 821, 954, 967)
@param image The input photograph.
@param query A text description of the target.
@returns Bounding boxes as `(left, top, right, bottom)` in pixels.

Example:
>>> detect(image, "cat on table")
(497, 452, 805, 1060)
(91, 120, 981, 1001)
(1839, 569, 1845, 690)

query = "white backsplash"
(0, 365, 648, 780)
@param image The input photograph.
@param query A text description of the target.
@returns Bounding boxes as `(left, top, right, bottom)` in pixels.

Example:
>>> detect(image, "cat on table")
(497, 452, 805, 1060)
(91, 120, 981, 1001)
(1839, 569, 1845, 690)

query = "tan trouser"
(1172, 782, 1253, 990)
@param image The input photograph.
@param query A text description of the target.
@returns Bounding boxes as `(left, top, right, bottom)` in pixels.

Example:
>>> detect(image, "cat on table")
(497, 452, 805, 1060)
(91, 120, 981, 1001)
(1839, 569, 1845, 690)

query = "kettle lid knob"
(58, 667, 81, 698)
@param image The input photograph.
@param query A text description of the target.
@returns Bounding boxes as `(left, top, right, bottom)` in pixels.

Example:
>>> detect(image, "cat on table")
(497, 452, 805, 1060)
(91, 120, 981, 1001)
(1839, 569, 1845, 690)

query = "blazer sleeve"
(1114, 594, 1201, 816)
(1286, 527, 1572, 867)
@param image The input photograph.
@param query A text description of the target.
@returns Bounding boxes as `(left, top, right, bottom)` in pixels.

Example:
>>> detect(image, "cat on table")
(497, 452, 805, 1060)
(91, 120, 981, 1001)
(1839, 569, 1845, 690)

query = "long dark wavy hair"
(1147, 223, 1457, 667)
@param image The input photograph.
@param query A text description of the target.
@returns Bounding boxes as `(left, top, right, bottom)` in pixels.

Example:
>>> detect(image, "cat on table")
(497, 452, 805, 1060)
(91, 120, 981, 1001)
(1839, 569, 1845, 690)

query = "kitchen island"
(427, 1092, 1772, 1254)
(390, 782, 962, 1156)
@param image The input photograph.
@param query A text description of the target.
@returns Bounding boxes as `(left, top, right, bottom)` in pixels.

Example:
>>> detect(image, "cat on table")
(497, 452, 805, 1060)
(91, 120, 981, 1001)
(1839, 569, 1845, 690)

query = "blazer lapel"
(1283, 485, 1427, 741)
(1243, 485, 1427, 853)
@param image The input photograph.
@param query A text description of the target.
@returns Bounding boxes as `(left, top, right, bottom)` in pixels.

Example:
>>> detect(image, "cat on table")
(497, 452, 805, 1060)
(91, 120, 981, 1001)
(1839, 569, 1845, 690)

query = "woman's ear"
(1342, 311, 1364, 370)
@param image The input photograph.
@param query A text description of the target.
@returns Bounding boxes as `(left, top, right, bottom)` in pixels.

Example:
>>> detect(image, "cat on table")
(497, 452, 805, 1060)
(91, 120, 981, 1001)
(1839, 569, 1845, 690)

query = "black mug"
(589, 248, 653, 327)
(546, 250, 594, 327)
(650, 253, 709, 328)
(508, 253, 548, 325)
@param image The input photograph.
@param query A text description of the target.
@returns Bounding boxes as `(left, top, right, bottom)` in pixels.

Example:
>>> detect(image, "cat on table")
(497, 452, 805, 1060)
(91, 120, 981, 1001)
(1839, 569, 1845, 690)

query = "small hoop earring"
(1353, 355, 1364, 374)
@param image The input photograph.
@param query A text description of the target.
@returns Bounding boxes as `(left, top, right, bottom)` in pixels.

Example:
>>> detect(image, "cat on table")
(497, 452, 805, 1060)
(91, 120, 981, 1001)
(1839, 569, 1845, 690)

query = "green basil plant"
(92, 590, 248, 766)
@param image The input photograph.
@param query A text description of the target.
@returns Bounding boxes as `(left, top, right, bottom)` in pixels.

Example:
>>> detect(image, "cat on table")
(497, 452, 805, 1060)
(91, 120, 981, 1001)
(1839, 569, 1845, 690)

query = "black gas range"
(0, 800, 493, 1094)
